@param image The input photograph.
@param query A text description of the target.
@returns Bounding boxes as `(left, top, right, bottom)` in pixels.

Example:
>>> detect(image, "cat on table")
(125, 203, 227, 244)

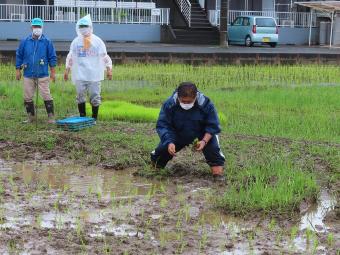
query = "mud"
(0, 158, 339, 254)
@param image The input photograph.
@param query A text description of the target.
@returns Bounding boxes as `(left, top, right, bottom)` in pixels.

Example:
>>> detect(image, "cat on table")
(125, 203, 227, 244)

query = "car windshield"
(256, 18, 276, 27)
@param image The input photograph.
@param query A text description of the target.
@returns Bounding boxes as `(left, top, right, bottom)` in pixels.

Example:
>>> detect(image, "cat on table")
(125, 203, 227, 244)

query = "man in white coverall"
(64, 15, 112, 120)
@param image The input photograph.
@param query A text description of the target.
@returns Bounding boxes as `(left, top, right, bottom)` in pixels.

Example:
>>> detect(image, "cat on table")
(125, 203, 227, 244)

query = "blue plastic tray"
(56, 117, 96, 131)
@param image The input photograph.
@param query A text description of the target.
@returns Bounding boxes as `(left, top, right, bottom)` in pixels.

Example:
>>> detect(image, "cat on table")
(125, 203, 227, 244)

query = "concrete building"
(0, 0, 324, 45)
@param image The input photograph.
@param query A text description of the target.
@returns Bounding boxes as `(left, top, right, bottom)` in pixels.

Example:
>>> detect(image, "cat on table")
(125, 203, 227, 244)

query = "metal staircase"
(172, 0, 219, 45)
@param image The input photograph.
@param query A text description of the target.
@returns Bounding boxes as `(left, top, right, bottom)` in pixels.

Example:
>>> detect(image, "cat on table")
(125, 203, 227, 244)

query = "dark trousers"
(151, 135, 225, 168)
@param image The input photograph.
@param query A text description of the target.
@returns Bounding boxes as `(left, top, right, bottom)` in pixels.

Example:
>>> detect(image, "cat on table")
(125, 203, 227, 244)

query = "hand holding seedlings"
(192, 138, 205, 151)
(151, 82, 224, 176)
(195, 140, 206, 151)
(192, 138, 199, 148)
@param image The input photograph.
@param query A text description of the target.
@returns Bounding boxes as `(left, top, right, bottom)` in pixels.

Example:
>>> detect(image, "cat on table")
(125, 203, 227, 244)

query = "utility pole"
(219, 0, 229, 47)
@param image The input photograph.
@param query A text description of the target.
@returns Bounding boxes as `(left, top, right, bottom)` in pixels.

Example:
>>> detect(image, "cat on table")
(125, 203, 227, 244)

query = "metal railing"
(54, 0, 156, 9)
(175, 0, 191, 27)
(198, 0, 205, 9)
(0, 4, 169, 25)
(208, 10, 318, 28)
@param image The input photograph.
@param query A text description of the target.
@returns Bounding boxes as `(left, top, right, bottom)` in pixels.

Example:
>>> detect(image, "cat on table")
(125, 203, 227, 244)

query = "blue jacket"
(156, 91, 221, 146)
(16, 34, 57, 78)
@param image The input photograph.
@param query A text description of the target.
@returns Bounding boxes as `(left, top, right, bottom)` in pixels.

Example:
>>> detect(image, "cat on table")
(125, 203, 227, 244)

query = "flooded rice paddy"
(0, 158, 338, 254)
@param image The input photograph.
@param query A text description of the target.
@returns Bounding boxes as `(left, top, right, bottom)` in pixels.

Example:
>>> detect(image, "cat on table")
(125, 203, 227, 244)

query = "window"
(243, 17, 250, 26)
(232, 17, 243, 26)
(256, 18, 276, 27)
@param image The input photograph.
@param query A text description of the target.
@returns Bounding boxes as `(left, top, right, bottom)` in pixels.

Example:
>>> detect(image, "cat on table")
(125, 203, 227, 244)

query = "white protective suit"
(66, 15, 112, 83)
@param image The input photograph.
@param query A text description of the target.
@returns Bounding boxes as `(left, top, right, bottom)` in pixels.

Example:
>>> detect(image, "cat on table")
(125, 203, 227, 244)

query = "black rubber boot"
(78, 102, 86, 117)
(23, 101, 35, 123)
(92, 105, 99, 120)
(44, 100, 55, 124)
(44, 100, 54, 115)
(24, 101, 35, 115)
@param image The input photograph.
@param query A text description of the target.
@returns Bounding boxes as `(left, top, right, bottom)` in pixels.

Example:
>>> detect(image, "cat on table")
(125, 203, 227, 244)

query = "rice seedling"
(198, 228, 208, 253)
(217, 158, 319, 214)
(0, 63, 338, 254)
(177, 240, 187, 254)
(48, 230, 53, 242)
(35, 214, 42, 229)
(160, 197, 168, 208)
(312, 235, 319, 255)
(327, 233, 334, 248)
(0, 209, 5, 225)
(91, 100, 227, 124)
(7, 239, 17, 254)
(0, 177, 4, 195)
(268, 218, 277, 232)
(2, 63, 337, 141)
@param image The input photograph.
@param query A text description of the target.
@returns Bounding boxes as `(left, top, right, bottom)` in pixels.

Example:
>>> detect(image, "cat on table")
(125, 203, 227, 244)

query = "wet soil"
(0, 156, 338, 255)
(0, 124, 339, 254)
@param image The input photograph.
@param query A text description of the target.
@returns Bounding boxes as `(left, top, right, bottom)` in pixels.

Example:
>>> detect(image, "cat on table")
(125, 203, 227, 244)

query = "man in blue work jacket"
(16, 18, 57, 123)
(151, 82, 225, 181)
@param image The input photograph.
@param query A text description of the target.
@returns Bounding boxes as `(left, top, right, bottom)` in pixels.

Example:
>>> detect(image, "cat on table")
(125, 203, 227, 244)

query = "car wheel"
(245, 36, 253, 47)
(270, 43, 277, 48)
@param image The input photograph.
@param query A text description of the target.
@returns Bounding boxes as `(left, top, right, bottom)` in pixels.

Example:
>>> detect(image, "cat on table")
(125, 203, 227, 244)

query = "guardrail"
(208, 10, 318, 28)
(175, 0, 191, 27)
(0, 4, 169, 25)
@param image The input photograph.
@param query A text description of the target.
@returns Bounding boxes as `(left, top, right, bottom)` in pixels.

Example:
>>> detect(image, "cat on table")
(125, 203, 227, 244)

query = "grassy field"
(0, 64, 339, 215)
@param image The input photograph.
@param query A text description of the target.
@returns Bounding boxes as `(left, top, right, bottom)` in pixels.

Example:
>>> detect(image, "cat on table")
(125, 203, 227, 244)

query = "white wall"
(279, 27, 319, 45)
(0, 22, 161, 42)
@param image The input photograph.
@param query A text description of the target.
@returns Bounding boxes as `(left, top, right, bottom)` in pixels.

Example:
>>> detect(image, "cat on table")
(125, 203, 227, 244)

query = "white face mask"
(79, 27, 91, 36)
(32, 28, 42, 37)
(180, 102, 195, 110)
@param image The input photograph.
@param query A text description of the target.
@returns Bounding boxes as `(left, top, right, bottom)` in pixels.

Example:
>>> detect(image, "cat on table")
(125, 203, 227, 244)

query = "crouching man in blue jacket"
(151, 82, 225, 180)
(15, 18, 57, 123)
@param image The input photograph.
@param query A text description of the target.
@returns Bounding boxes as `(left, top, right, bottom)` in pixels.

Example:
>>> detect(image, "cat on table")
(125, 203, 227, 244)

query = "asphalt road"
(1, 40, 340, 54)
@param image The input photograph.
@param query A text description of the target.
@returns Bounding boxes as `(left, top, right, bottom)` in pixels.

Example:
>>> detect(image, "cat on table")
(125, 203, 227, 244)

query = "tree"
(219, 0, 229, 47)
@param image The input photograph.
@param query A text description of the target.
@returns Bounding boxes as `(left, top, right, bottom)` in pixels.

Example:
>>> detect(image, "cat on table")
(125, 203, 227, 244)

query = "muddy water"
(0, 159, 338, 254)
(4, 161, 159, 236)
(300, 190, 336, 233)
(14, 161, 155, 196)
